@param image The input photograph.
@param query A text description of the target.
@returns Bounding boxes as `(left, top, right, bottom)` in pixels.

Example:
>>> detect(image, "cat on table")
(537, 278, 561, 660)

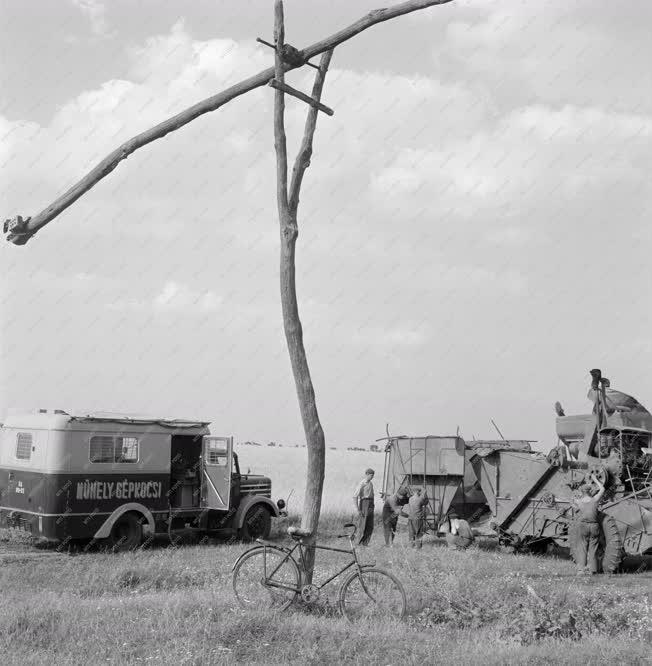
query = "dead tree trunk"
(272, 0, 333, 582)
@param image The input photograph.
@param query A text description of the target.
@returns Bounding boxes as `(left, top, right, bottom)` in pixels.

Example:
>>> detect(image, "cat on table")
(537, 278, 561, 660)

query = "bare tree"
(271, 1, 332, 580)
(3, 0, 454, 581)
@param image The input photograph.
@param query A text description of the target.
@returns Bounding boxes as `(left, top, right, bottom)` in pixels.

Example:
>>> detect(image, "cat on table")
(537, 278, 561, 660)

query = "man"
(403, 488, 429, 549)
(574, 472, 605, 575)
(382, 487, 408, 546)
(444, 510, 475, 550)
(353, 468, 375, 545)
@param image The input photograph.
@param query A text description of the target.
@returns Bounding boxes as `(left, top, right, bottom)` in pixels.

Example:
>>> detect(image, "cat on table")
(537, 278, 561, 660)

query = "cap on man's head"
(365, 468, 375, 475)
(397, 487, 408, 497)
(448, 510, 459, 520)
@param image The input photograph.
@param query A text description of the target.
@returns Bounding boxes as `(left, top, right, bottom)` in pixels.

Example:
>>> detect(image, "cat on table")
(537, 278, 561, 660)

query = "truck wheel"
(240, 505, 272, 541)
(106, 513, 143, 552)
(568, 514, 623, 573)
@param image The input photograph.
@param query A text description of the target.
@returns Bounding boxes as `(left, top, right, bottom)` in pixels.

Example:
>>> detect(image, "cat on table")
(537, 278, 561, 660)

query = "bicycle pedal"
(300, 583, 320, 603)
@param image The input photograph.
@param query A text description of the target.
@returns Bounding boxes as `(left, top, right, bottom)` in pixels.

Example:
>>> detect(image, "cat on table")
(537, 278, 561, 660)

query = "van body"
(0, 410, 282, 548)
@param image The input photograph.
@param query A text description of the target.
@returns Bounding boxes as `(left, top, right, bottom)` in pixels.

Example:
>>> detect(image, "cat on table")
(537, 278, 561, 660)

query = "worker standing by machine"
(403, 487, 429, 548)
(382, 487, 409, 546)
(573, 473, 606, 574)
(353, 468, 376, 546)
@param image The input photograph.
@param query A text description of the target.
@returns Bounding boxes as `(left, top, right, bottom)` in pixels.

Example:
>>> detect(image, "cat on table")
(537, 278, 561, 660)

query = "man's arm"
(590, 473, 606, 501)
(352, 481, 362, 513)
(387, 495, 402, 517)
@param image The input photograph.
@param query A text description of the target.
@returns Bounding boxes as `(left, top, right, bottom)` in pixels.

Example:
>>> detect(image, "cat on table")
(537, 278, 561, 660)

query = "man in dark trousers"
(403, 487, 429, 548)
(353, 468, 375, 546)
(574, 472, 606, 574)
(382, 487, 409, 546)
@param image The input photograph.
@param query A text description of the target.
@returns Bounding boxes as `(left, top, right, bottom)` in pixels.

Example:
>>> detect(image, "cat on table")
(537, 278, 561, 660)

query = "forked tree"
(4, 0, 453, 580)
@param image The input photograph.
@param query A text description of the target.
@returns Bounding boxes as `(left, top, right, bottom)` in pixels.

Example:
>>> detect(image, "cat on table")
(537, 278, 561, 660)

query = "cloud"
(485, 227, 532, 247)
(437, 4, 652, 114)
(350, 323, 429, 349)
(369, 103, 652, 229)
(2, 14, 651, 446)
(109, 280, 223, 314)
(154, 280, 222, 312)
(70, 0, 112, 38)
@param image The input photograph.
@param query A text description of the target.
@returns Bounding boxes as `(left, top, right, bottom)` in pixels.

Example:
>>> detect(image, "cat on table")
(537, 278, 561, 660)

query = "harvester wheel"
(597, 514, 623, 574)
(521, 537, 552, 555)
(568, 513, 623, 573)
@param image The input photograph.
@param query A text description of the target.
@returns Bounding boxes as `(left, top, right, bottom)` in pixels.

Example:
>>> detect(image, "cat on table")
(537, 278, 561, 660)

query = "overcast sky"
(1, 0, 650, 449)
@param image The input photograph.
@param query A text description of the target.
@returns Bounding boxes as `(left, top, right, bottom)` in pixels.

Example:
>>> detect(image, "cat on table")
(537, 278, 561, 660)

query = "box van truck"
(0, 410, 285, 550)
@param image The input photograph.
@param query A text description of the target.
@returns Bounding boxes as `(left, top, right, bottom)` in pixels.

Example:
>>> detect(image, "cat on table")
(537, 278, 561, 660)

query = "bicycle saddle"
(287, 526, 312, 539)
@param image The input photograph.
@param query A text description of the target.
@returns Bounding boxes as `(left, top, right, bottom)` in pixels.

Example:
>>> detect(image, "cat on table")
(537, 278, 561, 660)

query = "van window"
(117, 437, 139, 463)
(16, 432, 32, 460)
(90, 435, 139, 463)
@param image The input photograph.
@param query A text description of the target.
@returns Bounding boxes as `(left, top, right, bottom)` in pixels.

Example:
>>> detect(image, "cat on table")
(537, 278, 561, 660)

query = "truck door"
(201, 437, 233, 510)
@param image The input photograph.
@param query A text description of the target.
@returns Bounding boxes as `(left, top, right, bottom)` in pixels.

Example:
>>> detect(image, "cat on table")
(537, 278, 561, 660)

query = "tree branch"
(5, 0, 454, 244)
(289, 50, 333, 215)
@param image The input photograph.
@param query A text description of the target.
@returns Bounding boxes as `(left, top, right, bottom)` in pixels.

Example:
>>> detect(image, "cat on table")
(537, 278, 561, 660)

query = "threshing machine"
(382, 369, 652, 572)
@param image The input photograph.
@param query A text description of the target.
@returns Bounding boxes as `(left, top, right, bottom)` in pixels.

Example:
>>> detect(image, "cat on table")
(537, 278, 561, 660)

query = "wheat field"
(235, 444, 384, 513)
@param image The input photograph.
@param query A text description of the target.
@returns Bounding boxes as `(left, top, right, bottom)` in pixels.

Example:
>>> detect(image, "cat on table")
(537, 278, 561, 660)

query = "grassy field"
(1, 517, 650, 665)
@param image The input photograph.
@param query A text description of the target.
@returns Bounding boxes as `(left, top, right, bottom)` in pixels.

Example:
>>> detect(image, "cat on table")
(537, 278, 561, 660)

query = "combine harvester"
(381, 369, 652, 572)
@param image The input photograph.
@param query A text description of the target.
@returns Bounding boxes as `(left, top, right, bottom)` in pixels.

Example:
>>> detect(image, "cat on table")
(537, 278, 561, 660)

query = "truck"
(0, 409, 286, 550)
(382, 369, 652, 572)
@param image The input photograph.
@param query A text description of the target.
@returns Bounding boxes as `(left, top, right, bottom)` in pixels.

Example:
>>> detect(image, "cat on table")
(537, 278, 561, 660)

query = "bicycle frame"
(256, 537, 372, 593)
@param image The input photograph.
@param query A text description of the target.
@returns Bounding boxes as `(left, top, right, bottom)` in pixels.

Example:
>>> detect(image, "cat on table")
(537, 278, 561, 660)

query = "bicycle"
(231, 523, 406, 621)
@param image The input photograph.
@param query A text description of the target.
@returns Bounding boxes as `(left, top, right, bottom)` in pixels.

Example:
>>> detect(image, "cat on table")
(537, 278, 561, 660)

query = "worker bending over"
(402, 488, 429, 548)
(382, 487, 408, 546)
(444, 510, 475, 550)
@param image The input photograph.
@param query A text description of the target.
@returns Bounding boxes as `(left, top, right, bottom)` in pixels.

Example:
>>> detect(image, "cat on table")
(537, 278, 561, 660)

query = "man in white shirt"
(353, 468, 375, 545)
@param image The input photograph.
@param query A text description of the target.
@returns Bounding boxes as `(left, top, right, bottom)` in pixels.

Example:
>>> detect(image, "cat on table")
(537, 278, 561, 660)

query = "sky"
(1, 0, 651, 450)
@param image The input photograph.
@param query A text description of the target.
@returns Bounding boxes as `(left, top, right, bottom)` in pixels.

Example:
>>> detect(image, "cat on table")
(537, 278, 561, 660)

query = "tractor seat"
(287, 526, 312, 540)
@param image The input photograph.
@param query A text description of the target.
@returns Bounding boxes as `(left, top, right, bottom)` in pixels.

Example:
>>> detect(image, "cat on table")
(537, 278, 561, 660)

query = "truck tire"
(239, 505, 272, 541)
(568, 513, 623, 573)
(106, 513, 143, 552)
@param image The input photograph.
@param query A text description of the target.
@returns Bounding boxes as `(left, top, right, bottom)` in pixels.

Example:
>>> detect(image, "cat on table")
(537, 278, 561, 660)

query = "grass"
(1, 516, 650, 665)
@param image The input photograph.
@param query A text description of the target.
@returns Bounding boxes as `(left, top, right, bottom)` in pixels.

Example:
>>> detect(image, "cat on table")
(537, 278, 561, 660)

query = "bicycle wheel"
(339, 567, 406, 621)
(232, 546, 300, 611)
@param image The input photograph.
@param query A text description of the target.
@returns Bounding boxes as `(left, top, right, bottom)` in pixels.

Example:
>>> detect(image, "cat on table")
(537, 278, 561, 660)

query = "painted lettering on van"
(76, 480, 162, 501)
